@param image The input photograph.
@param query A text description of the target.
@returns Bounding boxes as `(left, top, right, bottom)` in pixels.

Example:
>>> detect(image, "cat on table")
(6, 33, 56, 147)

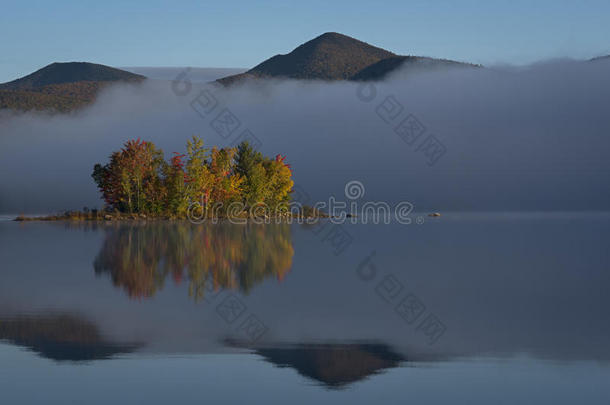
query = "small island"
(17, 136, 322, 221)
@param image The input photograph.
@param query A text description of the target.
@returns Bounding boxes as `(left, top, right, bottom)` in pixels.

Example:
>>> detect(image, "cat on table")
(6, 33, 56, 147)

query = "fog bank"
(1, 59, 609, 214)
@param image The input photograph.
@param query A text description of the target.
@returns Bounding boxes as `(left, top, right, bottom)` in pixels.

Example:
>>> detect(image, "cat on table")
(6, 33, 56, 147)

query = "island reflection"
(93, 222, 294, 300)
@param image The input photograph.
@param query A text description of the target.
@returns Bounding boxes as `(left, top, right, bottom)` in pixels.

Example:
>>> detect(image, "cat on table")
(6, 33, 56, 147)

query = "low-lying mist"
(1, 60, 609, 214)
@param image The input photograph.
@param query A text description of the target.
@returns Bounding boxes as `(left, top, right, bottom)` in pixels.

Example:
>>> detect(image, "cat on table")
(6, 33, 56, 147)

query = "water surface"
(1, 214, 609, 404)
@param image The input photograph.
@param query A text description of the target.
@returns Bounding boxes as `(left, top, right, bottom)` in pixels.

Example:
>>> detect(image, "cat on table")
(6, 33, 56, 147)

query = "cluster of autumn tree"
(92, 137, 294, 217)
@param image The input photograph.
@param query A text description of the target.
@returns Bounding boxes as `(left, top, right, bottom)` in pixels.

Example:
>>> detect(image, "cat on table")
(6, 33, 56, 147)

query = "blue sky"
(1, 0, 609, 82)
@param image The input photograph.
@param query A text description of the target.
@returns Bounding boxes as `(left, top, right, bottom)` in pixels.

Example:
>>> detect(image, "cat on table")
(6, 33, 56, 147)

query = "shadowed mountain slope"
(350, 55, 479, 81)
(0, 62, 145, 112)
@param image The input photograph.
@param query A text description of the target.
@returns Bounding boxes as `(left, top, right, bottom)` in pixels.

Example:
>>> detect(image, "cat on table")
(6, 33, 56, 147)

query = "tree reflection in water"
(93, 222, 294, 300)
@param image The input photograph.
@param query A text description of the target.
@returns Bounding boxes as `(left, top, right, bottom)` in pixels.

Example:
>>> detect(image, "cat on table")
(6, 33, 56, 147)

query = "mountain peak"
(217, 32, 395, 84)
(0, 62, 145, 90)
(250, 32, 395, 80)
(308, 31, 364, 44)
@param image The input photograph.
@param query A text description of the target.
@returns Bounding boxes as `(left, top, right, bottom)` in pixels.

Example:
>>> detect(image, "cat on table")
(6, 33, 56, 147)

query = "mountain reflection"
(254, 343, 405, 389)
(93, 222, 294, 300)
(0, 314, 140, 362)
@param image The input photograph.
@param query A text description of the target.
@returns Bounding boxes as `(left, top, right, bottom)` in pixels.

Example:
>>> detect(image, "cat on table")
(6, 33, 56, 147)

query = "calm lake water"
(1, 213, 609, 404)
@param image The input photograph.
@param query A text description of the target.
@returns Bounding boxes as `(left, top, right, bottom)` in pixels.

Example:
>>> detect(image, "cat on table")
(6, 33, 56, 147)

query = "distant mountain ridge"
(0, 62, 145, 112)
(218, 32, 477, 85)
(590, 55, 610, 62)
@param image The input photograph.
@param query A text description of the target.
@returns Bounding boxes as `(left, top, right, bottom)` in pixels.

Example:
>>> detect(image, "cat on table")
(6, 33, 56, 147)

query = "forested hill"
(0, 62, 145, 113)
